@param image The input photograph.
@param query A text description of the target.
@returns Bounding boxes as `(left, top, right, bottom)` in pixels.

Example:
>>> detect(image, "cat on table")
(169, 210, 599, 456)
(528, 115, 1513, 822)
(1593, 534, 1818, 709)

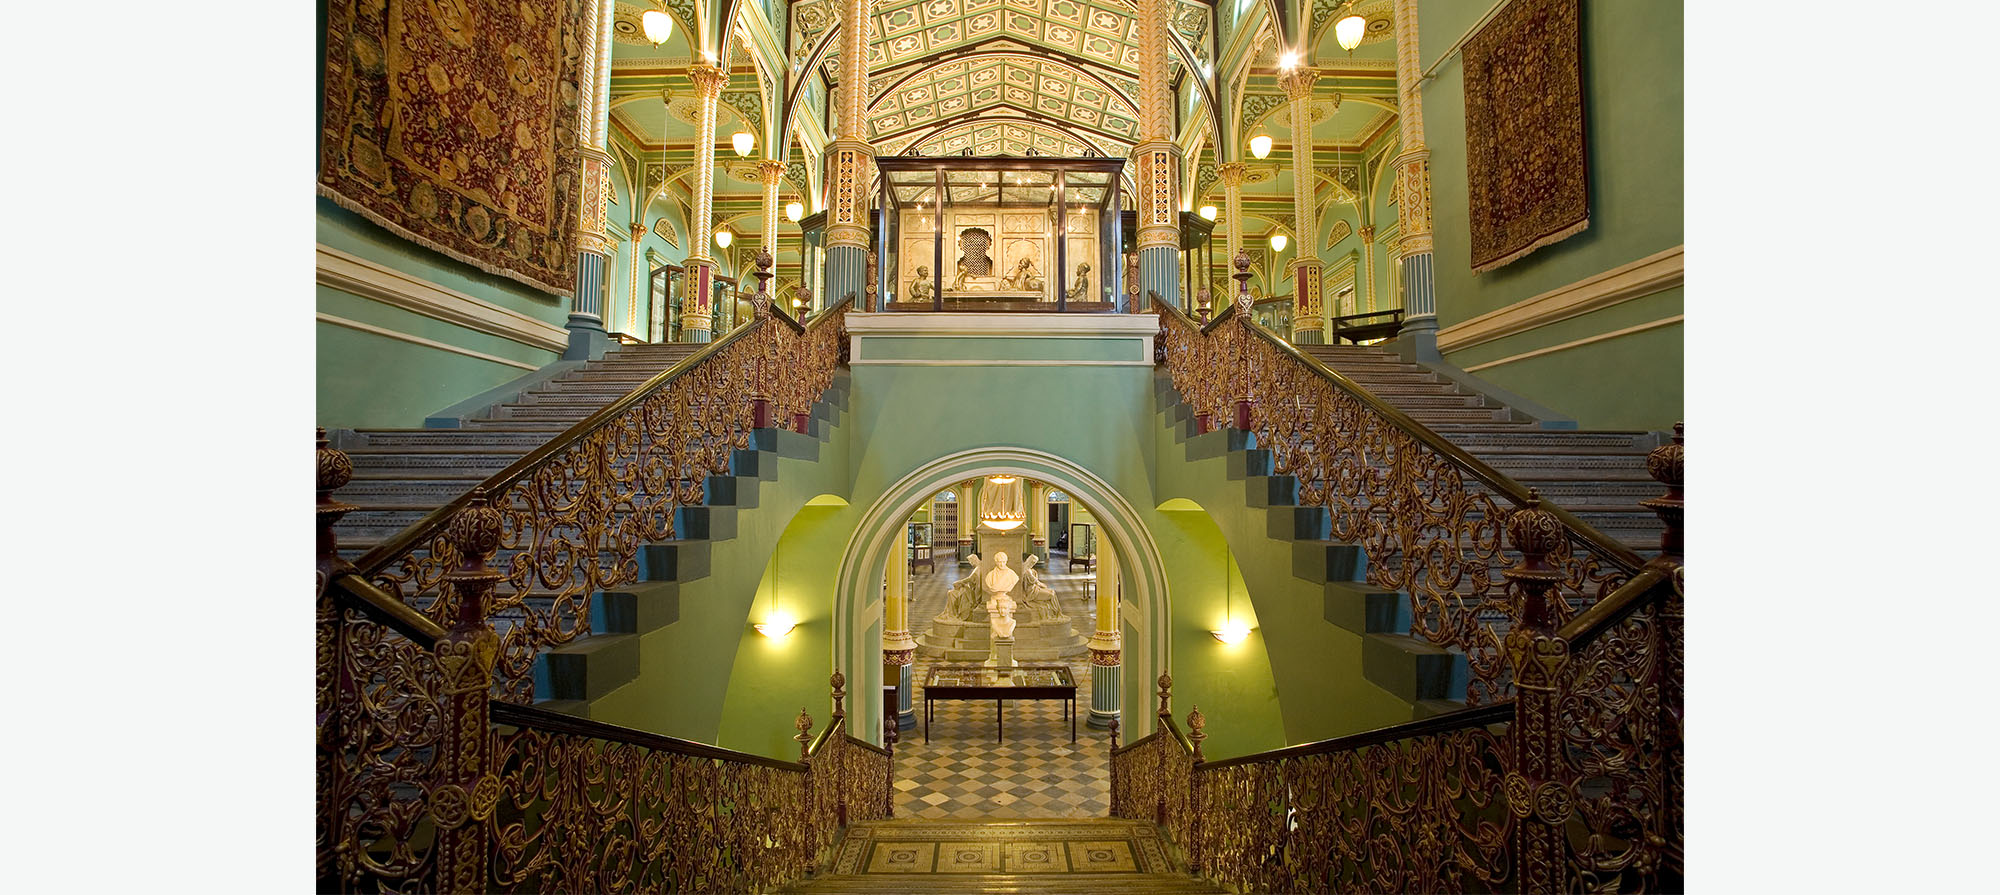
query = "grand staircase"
(779, 819, 1225, 894)
(328, 338, 854, 711)
(1156, 340, 1667, 714)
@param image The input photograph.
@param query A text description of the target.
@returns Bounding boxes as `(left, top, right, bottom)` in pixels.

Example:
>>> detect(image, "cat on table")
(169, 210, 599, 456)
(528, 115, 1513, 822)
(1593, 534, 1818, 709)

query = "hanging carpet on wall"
(1462, 0, 1590, 273)
(318, 0, 590, 296)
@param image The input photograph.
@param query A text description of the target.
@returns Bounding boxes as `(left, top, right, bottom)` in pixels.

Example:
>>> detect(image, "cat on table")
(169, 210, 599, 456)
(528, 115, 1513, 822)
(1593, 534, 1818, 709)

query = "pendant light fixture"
(980, 475, 1027, 532)
(715, 228, 734, 249)
(1211, 546, 1252, 644)
(1334, 2, 1366, 54)
(732, 131, 756, 157)
(755, 537, 796, 637)
(641, 4, 674, 45)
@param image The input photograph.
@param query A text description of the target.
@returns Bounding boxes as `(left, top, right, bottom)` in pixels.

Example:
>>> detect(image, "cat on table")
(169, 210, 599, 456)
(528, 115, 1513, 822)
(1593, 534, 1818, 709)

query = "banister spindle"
(1502, 492, 1570, 894)
(432, 490, 503, 894)
(750, 249, 775, 429)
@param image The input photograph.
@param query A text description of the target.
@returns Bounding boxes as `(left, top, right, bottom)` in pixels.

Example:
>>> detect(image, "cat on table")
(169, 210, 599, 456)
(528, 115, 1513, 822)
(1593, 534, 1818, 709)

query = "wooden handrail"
(1153, 294, 1647, 575)
(1196, 702, 1516, 770)
(349, 293, 853, 579)
(328, 571, 444, 647)
(845, 733, 891, 758)
(490, 701, 810, 772)
(1110, 730, 1160, 758)
(1557, 565, 1674, 650)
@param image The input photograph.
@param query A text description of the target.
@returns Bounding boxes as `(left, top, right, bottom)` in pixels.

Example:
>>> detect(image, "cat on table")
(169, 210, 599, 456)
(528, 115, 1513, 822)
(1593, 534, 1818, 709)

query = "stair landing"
(783, 818, 1222, 894)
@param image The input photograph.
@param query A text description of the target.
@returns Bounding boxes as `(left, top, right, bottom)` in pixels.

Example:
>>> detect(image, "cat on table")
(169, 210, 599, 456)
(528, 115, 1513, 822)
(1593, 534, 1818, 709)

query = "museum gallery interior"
(316, 0, 1682, 890)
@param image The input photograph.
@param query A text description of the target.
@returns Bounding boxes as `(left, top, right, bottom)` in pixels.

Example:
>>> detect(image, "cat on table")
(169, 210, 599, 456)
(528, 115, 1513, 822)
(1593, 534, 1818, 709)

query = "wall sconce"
(1249, 134, 1273, 160)
(755, 611, 797, 638)
(732, 131, 755, 157)
(1210, 547, 1254, 644)
(715, 228, 734, 249)
(1197, 204, 1218, 221)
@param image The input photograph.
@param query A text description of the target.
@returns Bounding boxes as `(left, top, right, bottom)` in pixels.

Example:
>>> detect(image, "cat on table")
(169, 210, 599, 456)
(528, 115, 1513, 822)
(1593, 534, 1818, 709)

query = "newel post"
(432, 491, 503, 894)
(1155, 672, 1173, 826)
(750, 249, 775, 430)
(884, 710, 898, 819)
(315, 429, 357, 888)
(1503, 491, 1571, 893)
(1185, 705, 1207, 873)
(831, 670, 849, 826)
(1642, 423, 1685, 871)
(1231, 252, 1255, 431)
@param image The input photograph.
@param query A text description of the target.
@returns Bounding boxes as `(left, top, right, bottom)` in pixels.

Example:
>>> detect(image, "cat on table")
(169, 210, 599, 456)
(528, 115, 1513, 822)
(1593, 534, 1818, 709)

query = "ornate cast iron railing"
(1134, 273, 1684, 892)
(317, 260, 880, 892)
(1154, 271, 1645, 705)
(338, 254, 851, 704)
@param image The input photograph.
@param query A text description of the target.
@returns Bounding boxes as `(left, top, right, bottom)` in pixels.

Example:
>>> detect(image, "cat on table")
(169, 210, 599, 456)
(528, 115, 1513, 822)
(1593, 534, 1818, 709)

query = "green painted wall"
(1420, 0, 1683, 429)
(315, 198, 565, 429)
(1152, 506, 1285, 760)
(1446, 286, 1683, 430)
(715, 503, 849, 759)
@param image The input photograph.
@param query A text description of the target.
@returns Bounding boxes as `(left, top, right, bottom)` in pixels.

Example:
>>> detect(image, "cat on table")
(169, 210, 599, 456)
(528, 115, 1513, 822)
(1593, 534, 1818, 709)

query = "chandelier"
(980, 475, 1027, 531)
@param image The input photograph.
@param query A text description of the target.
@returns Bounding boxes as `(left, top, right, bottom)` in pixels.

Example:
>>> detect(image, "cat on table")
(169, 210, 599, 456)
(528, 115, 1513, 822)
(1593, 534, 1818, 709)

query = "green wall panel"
(316, 286, 555, 429)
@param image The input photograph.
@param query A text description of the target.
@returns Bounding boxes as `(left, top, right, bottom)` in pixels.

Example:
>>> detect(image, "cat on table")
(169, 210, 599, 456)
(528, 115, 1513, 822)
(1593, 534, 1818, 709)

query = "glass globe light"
(731, 131, 754, 156)
(785, 200, 805, 223)
(1198, 204, 1218, 221)
(641, 9, 673, 45)
(1249, 134, 1273, 159)
(715, 229, 733, 249)
(1335, 14, 1366, 52)
(1269, 232, 1289, 253)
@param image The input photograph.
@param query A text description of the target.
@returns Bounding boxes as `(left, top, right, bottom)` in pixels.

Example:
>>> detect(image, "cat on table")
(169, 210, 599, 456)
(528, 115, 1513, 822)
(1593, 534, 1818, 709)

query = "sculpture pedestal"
(984, 635, 1018, 668)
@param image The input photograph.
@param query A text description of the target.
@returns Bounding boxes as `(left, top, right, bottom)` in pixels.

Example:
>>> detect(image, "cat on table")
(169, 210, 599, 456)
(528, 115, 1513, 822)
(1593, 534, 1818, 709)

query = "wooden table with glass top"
(921, 664, 1077, 744)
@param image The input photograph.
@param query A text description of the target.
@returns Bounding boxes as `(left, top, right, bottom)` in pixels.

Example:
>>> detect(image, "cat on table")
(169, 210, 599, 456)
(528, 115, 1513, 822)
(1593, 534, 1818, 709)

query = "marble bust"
(984, 551, 1020, 638)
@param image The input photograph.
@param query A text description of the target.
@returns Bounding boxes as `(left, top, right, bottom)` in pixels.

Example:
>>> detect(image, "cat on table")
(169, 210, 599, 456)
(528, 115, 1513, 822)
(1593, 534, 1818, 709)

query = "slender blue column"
(1088, 662, 1121, 729)
(1138, 246, 1181, 310)
(826, 244, 867, 310)
(563, 251, 610, 360)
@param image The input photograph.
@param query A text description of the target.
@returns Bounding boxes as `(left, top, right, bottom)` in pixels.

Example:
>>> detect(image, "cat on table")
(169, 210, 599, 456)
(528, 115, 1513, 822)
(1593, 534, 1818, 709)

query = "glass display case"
(648, 263, 683, 343)
(908, 522, 934, 574)
(1068, 522, 1095, 572)
(875, 155, 1126, 312)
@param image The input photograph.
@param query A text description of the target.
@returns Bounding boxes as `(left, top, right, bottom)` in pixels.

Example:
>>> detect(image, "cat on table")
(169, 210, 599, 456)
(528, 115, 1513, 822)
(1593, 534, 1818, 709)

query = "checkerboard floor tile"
(894, 550, 1112, 820)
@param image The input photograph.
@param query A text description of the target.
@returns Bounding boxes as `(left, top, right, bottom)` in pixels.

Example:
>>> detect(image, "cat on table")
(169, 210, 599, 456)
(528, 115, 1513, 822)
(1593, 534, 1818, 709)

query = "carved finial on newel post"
(1232, 251, 1254, 316)
(795, 708, 813, 763)
(830, 670, 848, 729)
(316, 428, 358, 591)
(1195, 286, 1212, 324)
(432, 490, 503, 893)
(1501, 490, 1573, 892)
(1187, 705, 1206, 762)
(1640, 423, 1684, 562)
(752, 248, 774, 317)
(1156, 672, 1174, 720)
(1109, 716, 1120, 751)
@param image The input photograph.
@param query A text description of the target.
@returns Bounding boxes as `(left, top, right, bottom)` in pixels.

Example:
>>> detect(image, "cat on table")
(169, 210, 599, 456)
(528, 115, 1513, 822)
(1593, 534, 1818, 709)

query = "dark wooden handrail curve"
(1151, 294, 1647, 575)
(491, 701, 809, 772)
(347, 293, 854, 580)
(328, 572, 445, 648)
(1196, 701, 1515, 770)
(1558, 565, 1673, 651)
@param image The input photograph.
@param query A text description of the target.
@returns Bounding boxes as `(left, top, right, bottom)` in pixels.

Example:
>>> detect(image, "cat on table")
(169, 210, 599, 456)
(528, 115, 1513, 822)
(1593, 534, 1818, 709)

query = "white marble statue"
(942, 554, 983, 621)
(1018, 554, 1068, 623)
(985, 551, 1020, 638)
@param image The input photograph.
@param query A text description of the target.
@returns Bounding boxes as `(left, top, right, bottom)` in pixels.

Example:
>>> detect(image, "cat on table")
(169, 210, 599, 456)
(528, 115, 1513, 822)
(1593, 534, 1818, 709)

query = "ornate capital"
(687, 63, 729, 99)
(1359, 225, 1375, 244)
(882, 647, 916, 666)
(757, 159, 786, 186)
(1216, 162, 1247, 188)
(1278, 68, 1321, 101)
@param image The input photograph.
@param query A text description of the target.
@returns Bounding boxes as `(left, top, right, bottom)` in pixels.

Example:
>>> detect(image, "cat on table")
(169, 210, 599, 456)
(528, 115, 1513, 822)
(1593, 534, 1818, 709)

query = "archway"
(832, 448, 1172, 751)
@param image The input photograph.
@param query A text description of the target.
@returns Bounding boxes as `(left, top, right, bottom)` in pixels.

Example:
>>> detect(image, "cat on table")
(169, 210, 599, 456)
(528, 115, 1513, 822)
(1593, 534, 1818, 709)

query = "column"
(759, 160, 785, 273)
(1392, 0, 1439, 349)
(824, 0, 874, 309)
(1086, 544, 1122, 729)
(1217, 163, 1246, 269)
(882, 541, 917, 730)
(956, 480, 975, 561)
(681, 63, 729, 343)
(1028, 482, 1048, 562)
(1134, 0, 1182, 308)
(1360, 225, 1377, 314)
(624, 221, 647, 337)
(565, 0, 618, 360)
(1280, 69, 1324, 344)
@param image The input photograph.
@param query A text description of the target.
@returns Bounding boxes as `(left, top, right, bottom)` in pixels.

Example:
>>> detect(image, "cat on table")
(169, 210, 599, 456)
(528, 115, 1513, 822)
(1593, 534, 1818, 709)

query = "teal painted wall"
(1152, 506, 1285, 760)
(1420, 0, 1683, 429)
(315, 198, 564, 429)
(715, 503, 849, 759)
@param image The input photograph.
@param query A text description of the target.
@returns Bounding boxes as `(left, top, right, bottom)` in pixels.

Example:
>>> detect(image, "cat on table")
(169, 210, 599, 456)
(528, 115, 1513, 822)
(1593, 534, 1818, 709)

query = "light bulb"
(715, 229, 733, 248)
(786, 200, 805, 222)
(1269, 232, 1289, 253)
(1279, 51, 1299, 70)
(732, 131, 755, 157)
(1249, 134, 1273, 159)
(641, 9, 673, 45)
(1335, 14, 1366, 52)
(1198, 204, 1218, 221)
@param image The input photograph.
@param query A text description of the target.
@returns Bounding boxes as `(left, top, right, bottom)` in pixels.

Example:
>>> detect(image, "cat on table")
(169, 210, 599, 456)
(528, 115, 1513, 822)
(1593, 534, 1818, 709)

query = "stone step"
(340, 450, 530, 474)
(1437, 429, 1658, 450)
(786, 876, 1225, 894)
(349, 429, 556, 449)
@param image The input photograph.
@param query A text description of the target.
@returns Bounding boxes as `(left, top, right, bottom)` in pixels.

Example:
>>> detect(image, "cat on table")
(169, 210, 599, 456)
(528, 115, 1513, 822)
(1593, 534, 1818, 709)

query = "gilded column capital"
(1215, 162, 1247, 186)
(1278, 68, 1321, 101)
(1359, 225, 1375, 244)
(687, 63, 729, 98)
(757, 159, 786, 185)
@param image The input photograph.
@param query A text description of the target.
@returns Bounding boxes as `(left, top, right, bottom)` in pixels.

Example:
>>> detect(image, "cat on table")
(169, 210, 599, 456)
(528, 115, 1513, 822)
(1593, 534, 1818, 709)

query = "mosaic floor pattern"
(777, 819, 1225, 894)
(895, 550, 1112, 820)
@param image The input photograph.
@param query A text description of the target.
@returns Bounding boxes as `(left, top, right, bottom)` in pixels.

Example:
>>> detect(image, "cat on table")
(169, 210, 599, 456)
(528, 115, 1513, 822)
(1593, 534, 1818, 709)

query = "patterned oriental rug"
(318, 0, 590, 296)
(1462, 0, 1590, 273)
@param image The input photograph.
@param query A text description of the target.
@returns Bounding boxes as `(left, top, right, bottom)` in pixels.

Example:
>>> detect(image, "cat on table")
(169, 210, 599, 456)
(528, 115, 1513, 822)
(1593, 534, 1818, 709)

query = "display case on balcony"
(875, 155, 1127, 313)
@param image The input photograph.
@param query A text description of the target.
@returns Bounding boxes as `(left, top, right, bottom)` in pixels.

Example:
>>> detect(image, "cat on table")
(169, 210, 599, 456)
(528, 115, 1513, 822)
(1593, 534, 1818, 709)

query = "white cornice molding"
(316, 244, 569, 354)
(1437, 245, 1684, 354)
